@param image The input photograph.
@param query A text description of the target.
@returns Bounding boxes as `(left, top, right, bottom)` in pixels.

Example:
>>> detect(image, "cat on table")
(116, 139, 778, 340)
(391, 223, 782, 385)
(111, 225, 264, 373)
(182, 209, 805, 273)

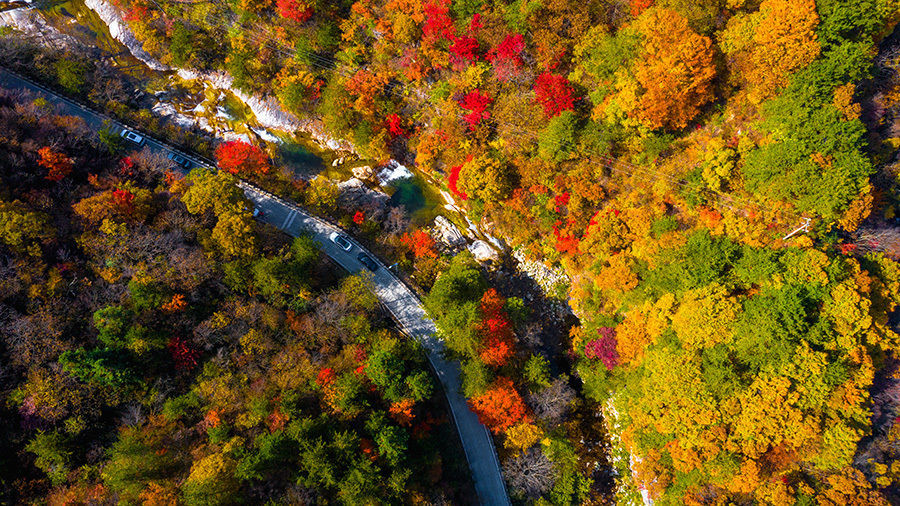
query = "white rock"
(377, 160, 413, 186)
(83, 0, 170, 71)
(433, 216, 466, 247)
(468, 240, 499, 263)
(352, 165, 375, 180)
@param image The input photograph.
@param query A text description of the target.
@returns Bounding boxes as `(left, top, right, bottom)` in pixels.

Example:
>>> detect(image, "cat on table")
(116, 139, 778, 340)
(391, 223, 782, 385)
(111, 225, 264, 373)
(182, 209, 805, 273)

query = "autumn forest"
(2, 0, 900, 504)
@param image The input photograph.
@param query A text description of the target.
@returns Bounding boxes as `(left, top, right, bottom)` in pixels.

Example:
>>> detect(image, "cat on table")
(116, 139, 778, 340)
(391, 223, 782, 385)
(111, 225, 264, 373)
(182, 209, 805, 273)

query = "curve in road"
(0, 67, 510, 505)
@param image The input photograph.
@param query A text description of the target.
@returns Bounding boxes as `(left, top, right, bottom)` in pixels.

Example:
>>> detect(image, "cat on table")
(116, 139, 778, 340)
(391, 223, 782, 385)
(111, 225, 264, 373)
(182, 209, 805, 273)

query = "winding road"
(0, 67, 510, 505)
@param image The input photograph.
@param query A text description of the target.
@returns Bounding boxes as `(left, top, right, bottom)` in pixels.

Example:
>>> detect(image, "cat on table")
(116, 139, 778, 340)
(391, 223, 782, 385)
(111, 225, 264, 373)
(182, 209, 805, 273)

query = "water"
(388, 175, 444, 226)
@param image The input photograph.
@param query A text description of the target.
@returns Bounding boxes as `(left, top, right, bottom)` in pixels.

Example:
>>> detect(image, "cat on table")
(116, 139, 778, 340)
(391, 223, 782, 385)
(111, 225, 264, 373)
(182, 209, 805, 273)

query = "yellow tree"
(747, 0, 820, 102)
(457, 153, 515, 203)
(632, 8, 716, 130)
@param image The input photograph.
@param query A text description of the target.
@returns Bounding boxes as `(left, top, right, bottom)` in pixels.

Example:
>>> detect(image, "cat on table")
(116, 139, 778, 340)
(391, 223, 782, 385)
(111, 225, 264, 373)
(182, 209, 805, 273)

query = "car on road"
(167, 152, 191, 169)
(120, 129, 145, 146)
(357, 252, 379, 272)
(330, 232, 353, 252)
(252, 207, 263, 218)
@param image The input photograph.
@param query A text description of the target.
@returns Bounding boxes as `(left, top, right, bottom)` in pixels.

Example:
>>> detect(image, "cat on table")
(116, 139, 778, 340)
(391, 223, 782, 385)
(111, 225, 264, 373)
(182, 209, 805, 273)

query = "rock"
(337, 178, 390, 219)
(84, 0, 171, 71)
(352, 165, 375, 181)
(377, 161, 413, 186)
(468, 240, 500, 263)
(433, 216, 466, 248)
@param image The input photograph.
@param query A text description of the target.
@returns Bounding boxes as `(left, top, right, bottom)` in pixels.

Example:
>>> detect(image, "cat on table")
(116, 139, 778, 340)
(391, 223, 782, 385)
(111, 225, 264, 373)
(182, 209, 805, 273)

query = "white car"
(120, 129, 145, 146)
(329, 232, 353, 251)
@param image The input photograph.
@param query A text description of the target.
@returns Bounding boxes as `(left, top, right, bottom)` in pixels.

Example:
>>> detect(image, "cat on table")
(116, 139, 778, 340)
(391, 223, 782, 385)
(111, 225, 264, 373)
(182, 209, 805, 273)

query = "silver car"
(120, 129, 145, 146)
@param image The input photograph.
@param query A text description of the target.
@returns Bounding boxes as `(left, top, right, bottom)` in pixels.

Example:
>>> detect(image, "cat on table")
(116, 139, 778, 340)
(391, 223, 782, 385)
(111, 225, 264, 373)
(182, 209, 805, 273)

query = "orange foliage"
(478, 289, 515, 367)
(162, 293, 187, 312)
(633, 8, 716, 129)
(37, 146, 74, 182)
(747, 0, 820, 102)
(401, 229, 438, 258)
(138, 482, 178, 506)
(345, 69, 389, 116)
(468, 377, 529, 433)
(389, 398, 416, 426)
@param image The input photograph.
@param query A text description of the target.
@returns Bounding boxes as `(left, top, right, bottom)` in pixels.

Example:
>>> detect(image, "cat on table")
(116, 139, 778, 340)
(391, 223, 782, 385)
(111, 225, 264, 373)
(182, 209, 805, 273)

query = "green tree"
(169, 23, 195, 66)
(54, 57, 86, 94)
(538, 111, 578, 162)
(25, 431, 71, 486)
(103, 426, 177, 501)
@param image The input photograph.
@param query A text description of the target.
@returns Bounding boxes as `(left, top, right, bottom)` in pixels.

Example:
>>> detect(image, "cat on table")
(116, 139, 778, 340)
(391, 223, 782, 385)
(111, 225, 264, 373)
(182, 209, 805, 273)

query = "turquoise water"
(389, 174, 444, 226)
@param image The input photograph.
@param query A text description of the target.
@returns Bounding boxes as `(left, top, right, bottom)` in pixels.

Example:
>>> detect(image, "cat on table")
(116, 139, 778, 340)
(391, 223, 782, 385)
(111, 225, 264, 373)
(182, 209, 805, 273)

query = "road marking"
(282, 210, 297, 230)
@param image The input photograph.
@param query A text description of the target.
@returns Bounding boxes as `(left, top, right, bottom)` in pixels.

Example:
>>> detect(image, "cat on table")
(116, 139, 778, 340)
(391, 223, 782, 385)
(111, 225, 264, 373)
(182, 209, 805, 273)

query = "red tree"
(631, 0, 654, 16)
(168, 336, 200, 370)
(112, 188, 135, 214)
(37, 147, 74, 182)
(459, 90, 493, 127)
(534, 72, 576, 118)
(353, 211, 365, 225)
(448, 164, 468, 201)
(215, 140, 270, 175)
(489, 34, 525, 82)
(385, 113, 408, 138)
(469, 377, 529, 433)
(422, 0, 455, 42)
(401, 229, 438, 258)
(478, 289, 514, 367)
(450, 36, 480, 67)
(277, 0, 313, 22)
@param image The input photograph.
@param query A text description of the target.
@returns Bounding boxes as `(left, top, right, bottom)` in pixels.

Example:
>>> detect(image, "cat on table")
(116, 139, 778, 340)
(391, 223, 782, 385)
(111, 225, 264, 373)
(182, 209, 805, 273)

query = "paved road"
(0, 67, 510, 505)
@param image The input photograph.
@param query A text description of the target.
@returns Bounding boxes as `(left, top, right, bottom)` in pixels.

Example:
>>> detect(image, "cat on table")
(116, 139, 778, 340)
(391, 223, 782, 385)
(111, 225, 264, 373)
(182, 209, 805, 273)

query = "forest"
(0, 92, 476, 503)
(2, 0, 900, 503)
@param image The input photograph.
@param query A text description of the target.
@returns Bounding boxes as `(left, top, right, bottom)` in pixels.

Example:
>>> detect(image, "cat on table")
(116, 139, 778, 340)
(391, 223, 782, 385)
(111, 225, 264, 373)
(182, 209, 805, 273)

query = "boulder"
(337, 178, 389, 219)
(468, 240, 500, 263)
(352, 165, 375, 180)
(433, 216, 466, 248)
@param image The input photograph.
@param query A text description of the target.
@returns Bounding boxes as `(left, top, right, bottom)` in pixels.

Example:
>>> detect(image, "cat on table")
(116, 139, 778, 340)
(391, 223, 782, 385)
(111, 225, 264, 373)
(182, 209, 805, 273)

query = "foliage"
(215, 140, 270, 176)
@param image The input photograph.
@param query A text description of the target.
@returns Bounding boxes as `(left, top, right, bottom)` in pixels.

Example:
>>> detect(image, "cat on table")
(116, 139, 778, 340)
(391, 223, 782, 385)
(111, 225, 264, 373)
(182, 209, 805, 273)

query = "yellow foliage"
(825, 280, 873, 347)
(616, 297, 673, 367)
(670, 284, 738, 350)
(838, 185, 873, 232)
(747, 0, 820, 102)
(503, 423, 544, 453)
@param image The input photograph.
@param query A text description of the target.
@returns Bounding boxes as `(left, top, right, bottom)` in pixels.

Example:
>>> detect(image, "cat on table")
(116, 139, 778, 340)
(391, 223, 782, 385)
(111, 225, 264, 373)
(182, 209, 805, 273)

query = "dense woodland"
(0, 92, 477, 504)
(3, 0, 900, 504)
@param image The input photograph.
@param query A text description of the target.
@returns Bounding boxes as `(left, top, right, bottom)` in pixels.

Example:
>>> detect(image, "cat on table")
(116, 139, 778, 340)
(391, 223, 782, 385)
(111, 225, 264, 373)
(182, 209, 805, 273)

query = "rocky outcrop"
(337, 178, 390, 219)
(352, 165, 375, 181)
(0, 7, 80, 49)
(433, 216, 466, 248)
(468, 240, 500, 264)
(83, 0, 170, 71)
(512, 249, 570, 296)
